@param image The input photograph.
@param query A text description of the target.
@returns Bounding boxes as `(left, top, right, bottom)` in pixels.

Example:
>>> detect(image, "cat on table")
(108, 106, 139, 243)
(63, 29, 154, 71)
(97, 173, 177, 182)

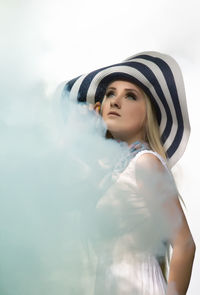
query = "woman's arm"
(166, 196, 196, 295)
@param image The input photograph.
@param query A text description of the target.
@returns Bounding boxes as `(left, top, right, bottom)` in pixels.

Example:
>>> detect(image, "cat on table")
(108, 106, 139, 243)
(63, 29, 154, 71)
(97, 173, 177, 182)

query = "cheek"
(128, 104, 145, 117)
(101, 102, 108, 117)
(127, 105, 146, 125)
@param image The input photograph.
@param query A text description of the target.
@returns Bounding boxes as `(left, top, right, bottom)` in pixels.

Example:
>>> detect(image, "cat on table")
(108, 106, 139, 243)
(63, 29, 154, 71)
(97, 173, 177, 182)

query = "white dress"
(92, 150, 173, 295)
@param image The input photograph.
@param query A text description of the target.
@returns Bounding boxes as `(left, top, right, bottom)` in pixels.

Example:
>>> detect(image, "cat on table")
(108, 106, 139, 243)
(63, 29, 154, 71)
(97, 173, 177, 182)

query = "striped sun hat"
(62, 51, 190, 167)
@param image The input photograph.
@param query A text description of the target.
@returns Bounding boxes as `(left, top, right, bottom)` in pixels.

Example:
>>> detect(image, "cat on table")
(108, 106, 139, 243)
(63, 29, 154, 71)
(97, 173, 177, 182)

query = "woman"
(63, 51, 196, 295)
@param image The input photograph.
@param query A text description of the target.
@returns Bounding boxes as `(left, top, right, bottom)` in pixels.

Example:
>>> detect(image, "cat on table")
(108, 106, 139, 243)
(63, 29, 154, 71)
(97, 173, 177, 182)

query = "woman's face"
(101, 80, 147, 145)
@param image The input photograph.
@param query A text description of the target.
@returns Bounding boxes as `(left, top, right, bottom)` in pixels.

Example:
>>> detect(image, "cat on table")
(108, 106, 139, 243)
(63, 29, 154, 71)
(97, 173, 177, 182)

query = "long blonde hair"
(143, 92, 167, 160)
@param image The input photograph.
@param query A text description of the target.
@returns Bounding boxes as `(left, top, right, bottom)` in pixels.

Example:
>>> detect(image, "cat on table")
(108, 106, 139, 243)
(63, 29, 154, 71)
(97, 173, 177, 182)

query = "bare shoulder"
(135, 151, 166, 173)
(134, 152, 176, 196)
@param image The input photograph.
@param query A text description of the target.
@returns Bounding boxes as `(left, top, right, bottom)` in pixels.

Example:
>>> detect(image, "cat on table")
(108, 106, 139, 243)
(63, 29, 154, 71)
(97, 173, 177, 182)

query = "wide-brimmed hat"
(62, 51, 190, 167)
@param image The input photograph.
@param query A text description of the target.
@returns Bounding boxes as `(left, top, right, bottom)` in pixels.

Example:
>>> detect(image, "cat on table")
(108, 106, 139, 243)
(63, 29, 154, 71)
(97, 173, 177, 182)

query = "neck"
(128, 139, 147, 147)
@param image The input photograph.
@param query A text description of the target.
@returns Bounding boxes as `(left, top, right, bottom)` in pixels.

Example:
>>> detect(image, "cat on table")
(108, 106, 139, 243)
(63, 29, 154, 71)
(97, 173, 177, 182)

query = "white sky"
(1, 0, 199, 293)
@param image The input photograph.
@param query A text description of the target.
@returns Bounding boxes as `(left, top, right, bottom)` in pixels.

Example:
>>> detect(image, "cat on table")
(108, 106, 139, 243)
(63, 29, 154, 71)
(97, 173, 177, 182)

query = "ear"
(93, 102, 101, 114)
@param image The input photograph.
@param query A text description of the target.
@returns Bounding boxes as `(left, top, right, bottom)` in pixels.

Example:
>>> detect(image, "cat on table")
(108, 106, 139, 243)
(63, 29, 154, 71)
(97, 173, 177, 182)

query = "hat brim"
(62, 51, 190, 167)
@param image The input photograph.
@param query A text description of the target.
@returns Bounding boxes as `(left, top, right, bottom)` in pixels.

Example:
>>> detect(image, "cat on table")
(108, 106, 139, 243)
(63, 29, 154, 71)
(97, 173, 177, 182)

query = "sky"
(0, 0, 199, 293)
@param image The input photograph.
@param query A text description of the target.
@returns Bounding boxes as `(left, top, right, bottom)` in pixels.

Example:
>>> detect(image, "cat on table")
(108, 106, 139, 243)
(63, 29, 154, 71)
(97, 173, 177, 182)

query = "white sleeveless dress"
(92, 150, 171, 295)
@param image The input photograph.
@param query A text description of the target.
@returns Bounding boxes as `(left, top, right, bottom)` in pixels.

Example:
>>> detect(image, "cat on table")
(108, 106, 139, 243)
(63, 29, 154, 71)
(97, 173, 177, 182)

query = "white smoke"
(0, 0, 198, 294)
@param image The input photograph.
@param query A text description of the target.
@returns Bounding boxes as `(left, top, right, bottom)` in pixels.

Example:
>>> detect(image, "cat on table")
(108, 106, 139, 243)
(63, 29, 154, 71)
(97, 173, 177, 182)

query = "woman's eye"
(105, 91, 115, 98)
(126, 93, 137, 100)
(105, 91, 137, 100)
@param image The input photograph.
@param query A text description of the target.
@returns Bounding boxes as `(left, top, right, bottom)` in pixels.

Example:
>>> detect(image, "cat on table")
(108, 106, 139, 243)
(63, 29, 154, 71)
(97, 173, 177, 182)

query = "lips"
(108, 111, 120, 116)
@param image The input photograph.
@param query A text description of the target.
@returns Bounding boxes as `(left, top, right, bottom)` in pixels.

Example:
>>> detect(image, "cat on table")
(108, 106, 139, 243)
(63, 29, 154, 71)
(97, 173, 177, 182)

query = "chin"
(105, 120, 120, 131)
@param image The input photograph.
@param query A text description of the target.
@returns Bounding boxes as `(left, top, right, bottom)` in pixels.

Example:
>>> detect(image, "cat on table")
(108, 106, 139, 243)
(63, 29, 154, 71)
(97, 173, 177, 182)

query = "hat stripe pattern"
(130, 54, 184, 158)
(87, 65, 168, 139)
(95, 62, 173, 144)
(65, 62, 175, 153)
(63, 52, 190, 167)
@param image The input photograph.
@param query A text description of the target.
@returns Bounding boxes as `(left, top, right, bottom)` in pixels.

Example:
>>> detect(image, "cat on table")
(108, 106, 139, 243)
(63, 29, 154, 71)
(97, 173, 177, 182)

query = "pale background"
(1, 0, 199, 293)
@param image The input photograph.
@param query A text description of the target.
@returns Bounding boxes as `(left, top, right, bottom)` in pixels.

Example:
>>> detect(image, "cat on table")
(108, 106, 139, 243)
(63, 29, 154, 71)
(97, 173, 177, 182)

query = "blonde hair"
(143, 92, 167, 160)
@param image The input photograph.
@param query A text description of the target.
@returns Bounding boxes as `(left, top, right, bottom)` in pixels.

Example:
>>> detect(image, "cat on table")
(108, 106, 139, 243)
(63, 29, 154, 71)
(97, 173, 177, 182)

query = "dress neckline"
(129, 140, 150, 155)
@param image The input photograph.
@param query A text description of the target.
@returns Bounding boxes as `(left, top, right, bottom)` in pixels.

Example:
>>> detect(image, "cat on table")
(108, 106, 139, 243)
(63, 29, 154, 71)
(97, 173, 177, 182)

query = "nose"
(109, 94, 121, 108)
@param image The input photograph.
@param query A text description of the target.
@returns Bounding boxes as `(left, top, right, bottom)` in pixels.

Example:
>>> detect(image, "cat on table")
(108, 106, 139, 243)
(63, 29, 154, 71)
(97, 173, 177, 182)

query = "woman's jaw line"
(106, 129, 146, 146)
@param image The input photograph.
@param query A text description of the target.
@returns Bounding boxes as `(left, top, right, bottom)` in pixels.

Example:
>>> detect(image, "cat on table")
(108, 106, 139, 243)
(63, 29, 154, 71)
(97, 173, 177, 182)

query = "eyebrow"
(106, 87, 139, 94)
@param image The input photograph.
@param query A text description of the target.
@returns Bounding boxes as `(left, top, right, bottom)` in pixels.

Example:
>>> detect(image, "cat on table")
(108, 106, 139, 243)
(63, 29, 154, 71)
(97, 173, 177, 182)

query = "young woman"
(63, 51, 196, 295)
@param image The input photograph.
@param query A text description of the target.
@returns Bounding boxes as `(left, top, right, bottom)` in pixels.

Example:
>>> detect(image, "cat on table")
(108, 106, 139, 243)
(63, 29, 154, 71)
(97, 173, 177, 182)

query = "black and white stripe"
(62, 51, 190, 167)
